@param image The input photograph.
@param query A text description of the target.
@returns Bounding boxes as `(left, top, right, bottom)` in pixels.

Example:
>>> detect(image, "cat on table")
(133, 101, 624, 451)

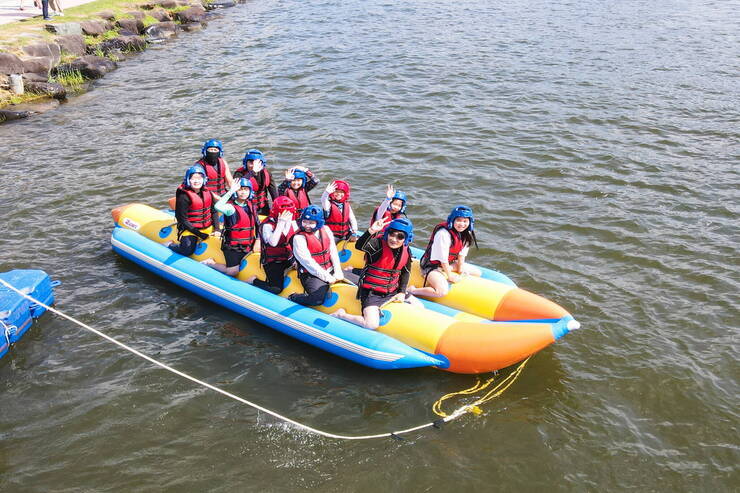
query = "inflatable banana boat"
(111, 203, 579, 373)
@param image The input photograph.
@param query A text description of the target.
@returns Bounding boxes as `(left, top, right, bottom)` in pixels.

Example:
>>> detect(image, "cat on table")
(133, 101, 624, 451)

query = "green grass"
(142, 15, 159, 28)
(48, 67, 85, 87)
(0, 90, 48, 107)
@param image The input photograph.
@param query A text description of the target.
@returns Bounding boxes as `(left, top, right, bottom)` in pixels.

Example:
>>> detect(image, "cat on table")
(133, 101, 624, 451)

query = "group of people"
(19, 0, 63, 21)
(167, 140, 481, 330)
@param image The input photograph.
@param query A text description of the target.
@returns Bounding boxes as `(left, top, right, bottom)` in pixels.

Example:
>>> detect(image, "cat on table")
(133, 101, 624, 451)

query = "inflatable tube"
(112, 204, 578, 373)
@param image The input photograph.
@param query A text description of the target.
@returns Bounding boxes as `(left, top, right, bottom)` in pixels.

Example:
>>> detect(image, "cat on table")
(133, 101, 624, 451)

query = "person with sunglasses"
(406, 205, 481, 298)
(332, 217, 414, 330)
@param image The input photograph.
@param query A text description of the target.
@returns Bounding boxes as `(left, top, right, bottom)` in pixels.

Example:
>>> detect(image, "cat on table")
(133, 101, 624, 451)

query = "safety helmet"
(447, 205, 474, 232)
(299, 204, 325, 230)
(243, 149, 266, 167)
(269, 196, 298, 219)
(201, 139, 224, 157)
(291, 169, 307, 187)
(331, 180, 351, 203)
(384, 217, 414, 246)
(391, 190, 407, 213)
(232, 177, 253, 201)
(184, 165, 206, 188)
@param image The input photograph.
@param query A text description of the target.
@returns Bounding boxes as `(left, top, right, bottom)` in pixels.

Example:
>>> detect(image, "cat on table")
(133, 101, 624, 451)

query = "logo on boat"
(123, 218, 140, 231)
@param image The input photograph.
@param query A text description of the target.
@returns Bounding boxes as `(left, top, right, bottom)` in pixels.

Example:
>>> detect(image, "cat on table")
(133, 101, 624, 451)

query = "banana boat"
(112, 203, 579, 373)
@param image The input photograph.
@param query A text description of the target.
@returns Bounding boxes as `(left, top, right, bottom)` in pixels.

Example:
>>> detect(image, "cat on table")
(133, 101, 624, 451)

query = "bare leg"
(332, 306, 381, 330)
(201, 258, 239, 277)
(406, 270, 449, 298)
(454, 261, 482, 277)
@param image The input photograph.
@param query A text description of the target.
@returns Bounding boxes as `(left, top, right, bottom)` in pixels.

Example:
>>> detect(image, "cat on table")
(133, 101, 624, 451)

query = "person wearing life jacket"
(321, 180, 358, 242)
(277, 166, 319, 213)
(407, 205, 482, 298)
(369, 185, 408, 233)
(196, 139, 233, 197)
(332, 217, 416, 330)
(288, 205, 343, 306)
(248, 196, 299, 295)
(168, 165, 221, 257)
(232, 149, 277, 216)
(201, 179, 259, 277)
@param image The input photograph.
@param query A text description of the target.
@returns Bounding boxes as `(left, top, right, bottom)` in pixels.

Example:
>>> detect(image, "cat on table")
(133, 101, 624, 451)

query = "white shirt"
(373, 197, 391, 222)
(261, 219, 298, 247)
(291, 226, 343, 283)
(430, 228, 469, 264)
(321, 191, 358, 235)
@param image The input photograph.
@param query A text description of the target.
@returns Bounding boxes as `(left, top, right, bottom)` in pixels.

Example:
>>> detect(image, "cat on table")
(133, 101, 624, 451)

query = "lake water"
(1, 0, 738, 490)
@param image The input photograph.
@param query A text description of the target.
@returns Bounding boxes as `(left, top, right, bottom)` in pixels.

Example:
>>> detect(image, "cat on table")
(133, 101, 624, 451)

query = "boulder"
(125, 11, 146, 21)
(180, 22, 203, 32)
(149, 9, 171, 22)
(0, 109, 31, 123)
(144, 22, 178, 42)
(55, 55, 117, 79)
(22, 73, 48, 82)
(24, 81, 66, 100)
(45, 23, 83, 36)
(96, 10, 116, 20)
(156, 0, 178, 7)
(56, 34, 86, 56)
(175, 5, 206, 23)
(0, 53, 25, 75)
(22, 56, 54, 77)
(21, 43, 61, 65)
(80, 20, 111, 36)
(98, 35, 147, 55)
(116, 18, 145, 34)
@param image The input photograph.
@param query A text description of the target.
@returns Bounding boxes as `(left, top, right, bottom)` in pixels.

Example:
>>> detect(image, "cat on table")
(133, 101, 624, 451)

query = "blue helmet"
(183, 165, 206, 188)
(447, 205, 474, 231)
(299, 205, 325, 230)
(243, 149, 266, 167)
(391, 190, 407, 213)
(384, 217, 414, 246)
(201, 139, 223, 157)
(291, 169, 307, 187)
(232, 177, 253, 201)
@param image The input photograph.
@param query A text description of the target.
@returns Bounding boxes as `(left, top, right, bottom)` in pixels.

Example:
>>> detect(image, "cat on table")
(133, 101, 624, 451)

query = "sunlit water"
(1, 0, 738, 490)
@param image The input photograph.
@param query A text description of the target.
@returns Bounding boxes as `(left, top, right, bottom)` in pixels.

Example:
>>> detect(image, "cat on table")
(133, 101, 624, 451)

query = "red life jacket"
(250, 169, 271, 210)
(177, 184, 214, 230)
(420, 222, 466, 268)
(197, 157, 228, 196)
(225, 202, 257, 250)
(259, 217, 296, 264)
(295, 228, 333, 275)
(369, 207, 406, 232)
(283, 187, 310, 210)
(326, 201, 352, 241)
(360, 242, 410, 294)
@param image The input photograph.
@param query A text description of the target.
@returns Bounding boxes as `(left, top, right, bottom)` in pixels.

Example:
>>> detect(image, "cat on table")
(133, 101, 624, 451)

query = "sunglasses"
(388, 231, 406, 240)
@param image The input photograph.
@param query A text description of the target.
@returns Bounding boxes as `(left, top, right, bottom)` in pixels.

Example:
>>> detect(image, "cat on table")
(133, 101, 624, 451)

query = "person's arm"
(222, 159, 234, 189)
(455, 245, 471, 273)
(430, 229, 457, 281)
(214, 181, 241, 216)
(277, 180, 291, 197)
(210, 193, 221, 234)
(375, 198, 391, 222)
(348, 204, 358, 236)
(326, 227, 343, 281)
(304, 169, 319, 192)
(292, 234, 335, 283)
(397, 253, 412, 294)
(265, 170, 278, 199)
(355, 229, 375, 250)
(175, 193, 209, 239)
(320, 189, 331, 213)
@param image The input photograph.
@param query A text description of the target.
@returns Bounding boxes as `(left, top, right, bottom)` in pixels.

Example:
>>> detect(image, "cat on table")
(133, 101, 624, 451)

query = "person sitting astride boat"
(201, 179, 258, 277)
(406, 205, 481, 298)
(332, 218, 415, 330)
(321, 180, 358, 243)
(168, 165, 221, 256)
(196, 139, 234, 197)
(370, 185, 408, 233)
(288, 205, 343, 306)
(248, 197, 298, 295)
(233, 149, 277, 216)
(277, 166, 319, 213)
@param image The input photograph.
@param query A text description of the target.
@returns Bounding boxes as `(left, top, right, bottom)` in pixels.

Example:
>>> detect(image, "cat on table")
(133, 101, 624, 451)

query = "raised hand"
(386, 184, 394, 199)
(285, 168, 294, 180)
(325, 181, 337, 195)
(368, 218, 390, 235)
(278, 210, 293, 222)
(252, 159, 263, 172)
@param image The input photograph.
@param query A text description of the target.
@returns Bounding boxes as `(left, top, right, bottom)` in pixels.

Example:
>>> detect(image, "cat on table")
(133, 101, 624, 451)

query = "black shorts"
(359, 289, 396, 310)
(223, 246, 249, 268)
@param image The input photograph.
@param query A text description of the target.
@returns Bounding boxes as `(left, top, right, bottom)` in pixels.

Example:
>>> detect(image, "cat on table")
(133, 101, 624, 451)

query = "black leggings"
(288, 272, 330, 306)
(169, 235, 200, 256)
(253, 261, 292, 295)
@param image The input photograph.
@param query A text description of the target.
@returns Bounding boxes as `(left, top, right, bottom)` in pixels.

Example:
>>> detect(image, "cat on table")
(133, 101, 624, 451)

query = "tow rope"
(0, 278, 528, 441)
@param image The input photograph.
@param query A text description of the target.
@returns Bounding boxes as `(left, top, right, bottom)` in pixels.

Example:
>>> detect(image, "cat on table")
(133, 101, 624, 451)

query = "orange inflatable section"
(493, 288, 569, 321)
(435, 321, 556, 374)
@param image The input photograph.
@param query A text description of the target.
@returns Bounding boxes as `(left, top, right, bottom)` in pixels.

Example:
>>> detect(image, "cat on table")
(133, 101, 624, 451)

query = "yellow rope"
(432, 356, 532, 417)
